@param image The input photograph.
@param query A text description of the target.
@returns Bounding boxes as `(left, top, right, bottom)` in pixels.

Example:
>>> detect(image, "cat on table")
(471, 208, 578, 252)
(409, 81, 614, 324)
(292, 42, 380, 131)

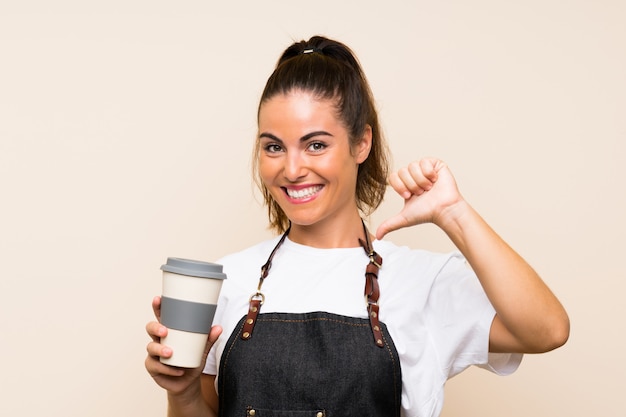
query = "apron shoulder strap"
(358, 221, 385, 348)
(241, 220, 385, 347)
(241, 226, 290, 340)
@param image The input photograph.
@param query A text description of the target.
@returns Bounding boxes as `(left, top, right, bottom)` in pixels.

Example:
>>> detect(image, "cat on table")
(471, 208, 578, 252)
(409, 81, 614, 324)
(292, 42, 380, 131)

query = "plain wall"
(1, 1, 624, 416)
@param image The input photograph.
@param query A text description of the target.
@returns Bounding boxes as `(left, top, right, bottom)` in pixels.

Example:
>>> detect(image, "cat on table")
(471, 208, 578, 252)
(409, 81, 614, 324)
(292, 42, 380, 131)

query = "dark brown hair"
(254, 36, 389, 233)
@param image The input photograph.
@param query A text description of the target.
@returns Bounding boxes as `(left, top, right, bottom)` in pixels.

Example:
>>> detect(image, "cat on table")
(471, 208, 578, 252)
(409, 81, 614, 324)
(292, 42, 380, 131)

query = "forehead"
(258, 90, 342, 129)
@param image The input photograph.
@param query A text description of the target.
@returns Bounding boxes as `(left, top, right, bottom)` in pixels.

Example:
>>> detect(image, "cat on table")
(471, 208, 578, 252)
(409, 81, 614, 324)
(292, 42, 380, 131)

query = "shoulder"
(218, 236, 283, 268)
(373, 239, 468, 280)
(215, 236, 284, 290)
(372, 239, 478, 311)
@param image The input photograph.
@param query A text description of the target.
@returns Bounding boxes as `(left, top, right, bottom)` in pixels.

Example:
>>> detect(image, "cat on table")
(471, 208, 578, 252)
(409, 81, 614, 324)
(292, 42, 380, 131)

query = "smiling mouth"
(284, 185, 323, 199)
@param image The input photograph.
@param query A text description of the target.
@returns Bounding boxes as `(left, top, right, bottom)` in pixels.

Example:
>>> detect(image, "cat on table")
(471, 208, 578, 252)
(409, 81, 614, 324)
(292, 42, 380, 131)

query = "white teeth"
(286, 185, 322, 199)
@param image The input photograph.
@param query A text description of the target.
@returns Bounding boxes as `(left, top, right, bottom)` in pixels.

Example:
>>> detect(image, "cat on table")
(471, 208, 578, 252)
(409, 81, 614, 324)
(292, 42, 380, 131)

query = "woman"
(146, 35, 569, 417)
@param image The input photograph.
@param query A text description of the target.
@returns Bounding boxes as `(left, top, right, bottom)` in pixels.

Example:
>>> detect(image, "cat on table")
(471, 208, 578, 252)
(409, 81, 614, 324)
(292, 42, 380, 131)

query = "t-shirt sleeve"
(425, 253, 522, 378)
(202, 255, 232, 377)
(202, 250, 259, 377)
(202, 298, 224, 376)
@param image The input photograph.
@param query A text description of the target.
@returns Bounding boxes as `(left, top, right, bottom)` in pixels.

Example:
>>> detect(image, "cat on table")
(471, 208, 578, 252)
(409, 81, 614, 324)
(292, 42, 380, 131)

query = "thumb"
(201, 326, 222, 362)
(206, 325, 222, 351)
(375, 213, 409, 240)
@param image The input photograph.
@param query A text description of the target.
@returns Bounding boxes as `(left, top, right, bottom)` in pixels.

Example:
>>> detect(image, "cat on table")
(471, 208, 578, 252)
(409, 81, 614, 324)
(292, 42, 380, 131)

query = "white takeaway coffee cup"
(159, 257, 226, 368)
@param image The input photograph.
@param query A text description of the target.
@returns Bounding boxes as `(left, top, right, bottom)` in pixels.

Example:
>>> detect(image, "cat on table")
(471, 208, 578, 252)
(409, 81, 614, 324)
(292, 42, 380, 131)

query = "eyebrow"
(258, 131, 334, 143)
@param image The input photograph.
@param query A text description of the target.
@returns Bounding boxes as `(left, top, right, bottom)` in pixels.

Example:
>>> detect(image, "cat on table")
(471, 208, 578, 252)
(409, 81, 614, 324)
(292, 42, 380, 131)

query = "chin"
(282, 211, 324, 228)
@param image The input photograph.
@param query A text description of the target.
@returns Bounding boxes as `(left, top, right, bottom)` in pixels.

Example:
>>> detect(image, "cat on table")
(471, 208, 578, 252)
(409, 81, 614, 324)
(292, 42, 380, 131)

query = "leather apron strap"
(240, 226, 290, 341)
(358, 224, 385, 347)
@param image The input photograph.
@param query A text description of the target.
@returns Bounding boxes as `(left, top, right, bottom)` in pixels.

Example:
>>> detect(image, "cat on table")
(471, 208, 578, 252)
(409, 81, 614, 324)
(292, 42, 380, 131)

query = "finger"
(152, 296, 162, 321)
(202, 326, 223, 361)
(206, 326, 222, 354)
(375, 213, 409, 240)
(388, 171, 412, 199)
(419, 158, 445, 182)
(144, 353, 184, 377)
(145, 340, 184, 379)
(406, 160, 438, 193)
(208, 325, 223, 345)
(397, 166, 425, 196)
(146, 321, 167, 343)
(181, 326, 224, 373)
(146, 339, 172, 359)
(394, 160, 437, 197)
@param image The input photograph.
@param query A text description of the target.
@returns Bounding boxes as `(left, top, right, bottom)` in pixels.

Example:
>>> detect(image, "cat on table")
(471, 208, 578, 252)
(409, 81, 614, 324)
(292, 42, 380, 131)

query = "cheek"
(326, 152, 359, 179)
(258, 157, 277, 184)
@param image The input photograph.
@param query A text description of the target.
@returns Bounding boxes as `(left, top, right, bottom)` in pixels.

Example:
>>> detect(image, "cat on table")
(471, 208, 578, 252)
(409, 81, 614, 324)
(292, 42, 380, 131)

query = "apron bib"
(218, 312, 401, 417)
(217, 223, 402, 417)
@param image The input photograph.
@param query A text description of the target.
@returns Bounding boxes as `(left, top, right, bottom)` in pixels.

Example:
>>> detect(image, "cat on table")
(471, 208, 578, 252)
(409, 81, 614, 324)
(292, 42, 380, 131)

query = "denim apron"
(217, 225, 402, 417)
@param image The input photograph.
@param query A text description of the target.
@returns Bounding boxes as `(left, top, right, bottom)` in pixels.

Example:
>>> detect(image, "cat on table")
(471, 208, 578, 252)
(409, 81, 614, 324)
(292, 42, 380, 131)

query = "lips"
(284, 185, 323, 200)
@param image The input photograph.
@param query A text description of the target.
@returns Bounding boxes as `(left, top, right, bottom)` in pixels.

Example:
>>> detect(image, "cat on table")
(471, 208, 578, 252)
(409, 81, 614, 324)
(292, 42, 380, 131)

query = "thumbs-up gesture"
(376, 158, 464, 240)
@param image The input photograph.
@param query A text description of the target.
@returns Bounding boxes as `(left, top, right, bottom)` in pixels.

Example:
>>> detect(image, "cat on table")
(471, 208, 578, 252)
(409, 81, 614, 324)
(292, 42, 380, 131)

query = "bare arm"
(436, 199, 569, 352)
(166, 369, 218, 417)
(201, 374, 220, 414)
(376, 159, 569, 353)
(167, 380, 215, 417)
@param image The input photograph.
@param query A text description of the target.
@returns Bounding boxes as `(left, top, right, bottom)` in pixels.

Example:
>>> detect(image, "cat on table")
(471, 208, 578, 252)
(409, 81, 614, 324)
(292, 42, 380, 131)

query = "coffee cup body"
(159, 258, 226, 368)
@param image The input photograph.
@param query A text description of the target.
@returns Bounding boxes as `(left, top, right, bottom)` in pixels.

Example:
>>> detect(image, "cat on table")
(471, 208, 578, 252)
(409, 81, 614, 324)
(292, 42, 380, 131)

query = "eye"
(308, 141, 327, 152)
(264, 143, 283, 153)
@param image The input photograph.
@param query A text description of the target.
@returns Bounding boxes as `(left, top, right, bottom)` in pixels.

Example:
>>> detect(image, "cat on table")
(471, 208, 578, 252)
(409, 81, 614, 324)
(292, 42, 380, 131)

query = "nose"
(283, 152, 307, 182)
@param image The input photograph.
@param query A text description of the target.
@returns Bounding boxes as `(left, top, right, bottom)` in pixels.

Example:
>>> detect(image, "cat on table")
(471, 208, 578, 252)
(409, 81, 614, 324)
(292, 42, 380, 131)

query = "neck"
(287, 216, 374, 249)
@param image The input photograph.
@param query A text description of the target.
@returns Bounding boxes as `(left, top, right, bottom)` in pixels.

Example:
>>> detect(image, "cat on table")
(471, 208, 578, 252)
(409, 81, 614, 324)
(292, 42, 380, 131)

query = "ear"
(354, 124, 373, 164)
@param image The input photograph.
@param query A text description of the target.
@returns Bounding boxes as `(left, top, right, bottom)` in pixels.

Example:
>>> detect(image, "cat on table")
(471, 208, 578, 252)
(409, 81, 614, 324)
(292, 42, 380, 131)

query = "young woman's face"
(257, 90, 371, 230)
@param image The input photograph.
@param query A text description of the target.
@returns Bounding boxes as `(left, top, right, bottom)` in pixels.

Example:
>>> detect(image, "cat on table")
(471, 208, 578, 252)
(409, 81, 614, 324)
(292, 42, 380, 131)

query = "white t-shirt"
(204, 236, 522, 417)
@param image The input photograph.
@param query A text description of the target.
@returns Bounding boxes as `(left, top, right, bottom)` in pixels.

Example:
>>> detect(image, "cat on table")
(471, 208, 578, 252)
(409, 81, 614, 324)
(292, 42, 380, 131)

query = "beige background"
(1, 1, 624, 416)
